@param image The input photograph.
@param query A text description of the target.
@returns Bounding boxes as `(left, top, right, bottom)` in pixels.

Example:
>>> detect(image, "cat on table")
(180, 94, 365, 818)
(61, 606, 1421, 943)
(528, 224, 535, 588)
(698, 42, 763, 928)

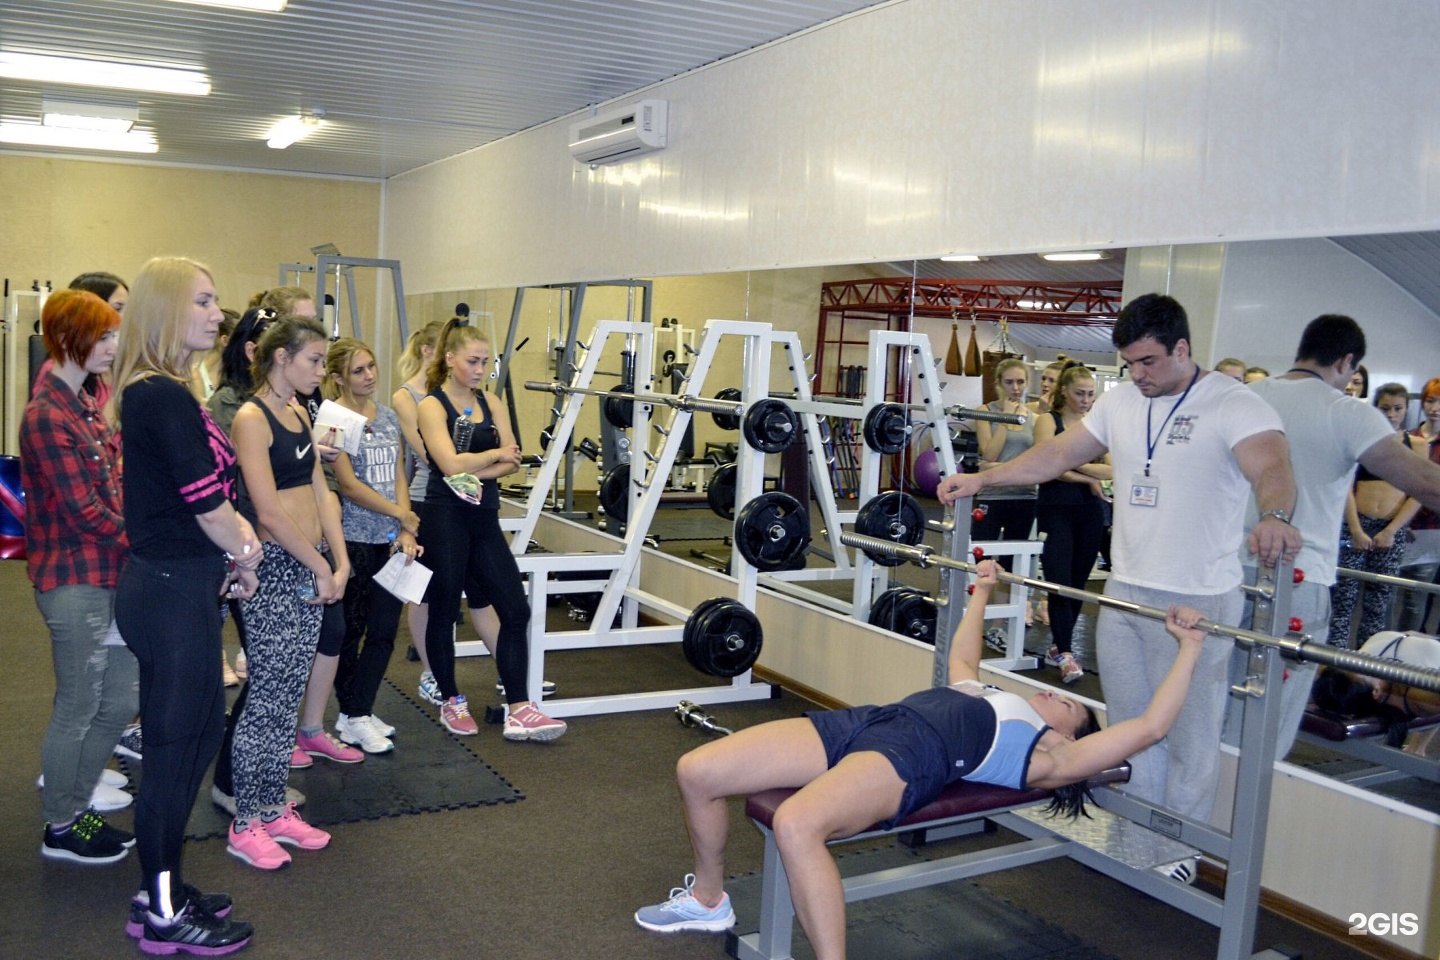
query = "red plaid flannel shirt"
(19, 373, 127, 591)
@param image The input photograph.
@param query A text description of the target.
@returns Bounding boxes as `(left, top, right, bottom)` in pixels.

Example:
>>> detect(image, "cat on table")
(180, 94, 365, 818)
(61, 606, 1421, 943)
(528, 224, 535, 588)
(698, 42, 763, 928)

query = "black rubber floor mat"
(121, 679, 523, 841)
(725, 844, 1119, 960)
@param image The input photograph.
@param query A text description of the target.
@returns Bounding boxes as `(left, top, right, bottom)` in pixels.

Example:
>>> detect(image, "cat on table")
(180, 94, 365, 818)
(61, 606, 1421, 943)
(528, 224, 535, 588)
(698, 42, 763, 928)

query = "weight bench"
(1298, 705, 1440, 785)
(728, 765, 1130, 960)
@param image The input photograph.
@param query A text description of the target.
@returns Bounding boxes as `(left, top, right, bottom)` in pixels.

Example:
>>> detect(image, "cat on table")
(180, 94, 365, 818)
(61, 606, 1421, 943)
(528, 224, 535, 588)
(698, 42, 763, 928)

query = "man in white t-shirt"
(939, 294, 1301, 827)
(1232, 314, 1440, 755)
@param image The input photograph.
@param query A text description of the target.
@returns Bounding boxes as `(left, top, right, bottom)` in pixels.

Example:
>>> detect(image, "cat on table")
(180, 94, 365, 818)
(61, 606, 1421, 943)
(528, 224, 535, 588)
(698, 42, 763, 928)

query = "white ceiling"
(1, 0, 884, 179)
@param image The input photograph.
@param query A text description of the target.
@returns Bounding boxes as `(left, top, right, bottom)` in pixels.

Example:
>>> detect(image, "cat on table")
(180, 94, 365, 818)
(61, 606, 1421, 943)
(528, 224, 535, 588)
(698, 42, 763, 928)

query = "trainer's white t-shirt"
(1243, 377, 1395, 585)
(1082, 371, 1282, 594)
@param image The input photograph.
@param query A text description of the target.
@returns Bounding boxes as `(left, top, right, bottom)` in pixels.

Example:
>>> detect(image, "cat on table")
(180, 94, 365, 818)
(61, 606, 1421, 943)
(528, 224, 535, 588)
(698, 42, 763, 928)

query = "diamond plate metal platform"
(1010, 803, 1199, 869)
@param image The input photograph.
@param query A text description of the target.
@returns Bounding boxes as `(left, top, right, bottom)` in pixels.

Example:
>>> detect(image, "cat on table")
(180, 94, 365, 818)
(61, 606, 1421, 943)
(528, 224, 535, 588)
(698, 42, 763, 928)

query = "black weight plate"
(707, 462, 738, 520)
(603, 385, 634, 430)
(733, 491, 810, 572)
(853, 491, 926, 566)
(598, 464, 630, 523)
(682, 597, 732, 674)
(686, 598, 763, 678)
(712, 388, 743, 430)
(893, 590, 937, 644)
(868, 586, 904, 631)
(742, 398, 799, 454)
(862, 403, 910, 454)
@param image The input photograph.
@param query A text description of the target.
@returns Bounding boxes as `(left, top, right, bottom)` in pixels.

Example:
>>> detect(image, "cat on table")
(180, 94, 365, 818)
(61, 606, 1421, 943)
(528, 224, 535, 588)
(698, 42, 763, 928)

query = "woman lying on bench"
(635, 560, 1209, 960)
(1312, 630, 1440, 745)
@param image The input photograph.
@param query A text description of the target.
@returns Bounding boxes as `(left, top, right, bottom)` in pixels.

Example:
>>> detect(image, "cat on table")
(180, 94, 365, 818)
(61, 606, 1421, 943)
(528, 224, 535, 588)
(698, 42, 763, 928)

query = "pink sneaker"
(503, 703, 567, 742)
(289, 744, 313, 769)
(440, 695, 478, 736)
(296, 729, 364, 764)
(226, 820, 291, 870)
(261, 802, 330, 851)
(1059, 653, 1084, 685)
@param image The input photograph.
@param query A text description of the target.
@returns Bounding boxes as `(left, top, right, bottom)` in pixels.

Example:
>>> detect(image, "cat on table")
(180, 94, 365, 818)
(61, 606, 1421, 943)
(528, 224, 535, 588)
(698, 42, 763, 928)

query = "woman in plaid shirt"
(21, 289, 136, 864)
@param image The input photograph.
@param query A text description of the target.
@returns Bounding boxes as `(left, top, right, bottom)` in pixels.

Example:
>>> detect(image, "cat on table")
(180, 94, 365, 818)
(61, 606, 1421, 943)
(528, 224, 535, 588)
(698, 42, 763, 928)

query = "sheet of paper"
(314, 399, 368, 456)
(374, 553, 432, 605)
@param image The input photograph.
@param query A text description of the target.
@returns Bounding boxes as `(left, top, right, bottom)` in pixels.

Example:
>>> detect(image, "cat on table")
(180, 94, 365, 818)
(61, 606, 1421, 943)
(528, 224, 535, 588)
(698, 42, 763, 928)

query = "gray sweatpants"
(1095, 580, 1240, 822)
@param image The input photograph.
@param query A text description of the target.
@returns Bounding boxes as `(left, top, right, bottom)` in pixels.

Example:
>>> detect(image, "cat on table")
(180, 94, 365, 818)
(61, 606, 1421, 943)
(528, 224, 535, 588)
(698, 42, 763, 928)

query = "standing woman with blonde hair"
(111, 256, 259, 953)
(417, 319, 565, 740)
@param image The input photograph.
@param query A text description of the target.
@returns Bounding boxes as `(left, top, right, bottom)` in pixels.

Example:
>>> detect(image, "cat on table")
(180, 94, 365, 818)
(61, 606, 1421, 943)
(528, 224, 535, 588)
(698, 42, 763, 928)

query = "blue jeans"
(36, 584, 138, 824)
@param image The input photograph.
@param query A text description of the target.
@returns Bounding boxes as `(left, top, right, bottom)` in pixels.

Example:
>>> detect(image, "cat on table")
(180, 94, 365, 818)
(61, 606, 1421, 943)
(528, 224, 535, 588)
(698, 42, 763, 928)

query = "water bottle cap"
(463, 407, 473, 415)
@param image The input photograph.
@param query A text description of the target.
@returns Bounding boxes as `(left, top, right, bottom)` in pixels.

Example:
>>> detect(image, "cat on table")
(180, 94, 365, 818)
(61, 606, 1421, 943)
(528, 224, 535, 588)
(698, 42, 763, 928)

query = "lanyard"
(1144, 365, 1200, 477)
(1285, 367, 1326, 382)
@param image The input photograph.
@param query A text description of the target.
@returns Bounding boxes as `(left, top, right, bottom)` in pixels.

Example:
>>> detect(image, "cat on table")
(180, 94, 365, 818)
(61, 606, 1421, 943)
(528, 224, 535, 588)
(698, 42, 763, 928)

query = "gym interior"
(1, 2, 1438, 959)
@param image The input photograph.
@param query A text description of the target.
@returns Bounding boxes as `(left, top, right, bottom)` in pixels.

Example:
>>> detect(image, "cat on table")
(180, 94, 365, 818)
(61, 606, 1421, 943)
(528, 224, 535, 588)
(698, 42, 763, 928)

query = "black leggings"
(421, 501, 530, 702)
(336, 540, 403, 716)
(116, 554, 228, 911)
(1036, 500, 1106, 654)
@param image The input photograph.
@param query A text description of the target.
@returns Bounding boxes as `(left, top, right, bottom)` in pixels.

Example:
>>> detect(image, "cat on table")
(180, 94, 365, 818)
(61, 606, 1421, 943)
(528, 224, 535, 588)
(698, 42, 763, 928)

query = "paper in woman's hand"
(314, 399, 368, 456)
(374, 553, 432, 604)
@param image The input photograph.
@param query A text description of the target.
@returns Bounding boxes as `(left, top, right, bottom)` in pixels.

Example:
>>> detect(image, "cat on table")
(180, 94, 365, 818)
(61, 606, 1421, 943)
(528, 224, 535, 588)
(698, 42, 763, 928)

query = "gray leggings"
(233, 543, 321, 819)
(1095, 580, 1239, 822)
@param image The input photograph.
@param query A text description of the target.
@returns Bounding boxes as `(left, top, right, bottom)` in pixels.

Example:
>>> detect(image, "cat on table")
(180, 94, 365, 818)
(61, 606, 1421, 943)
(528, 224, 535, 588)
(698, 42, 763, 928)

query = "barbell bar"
(838, 530, 1440, 694)
(1336, 565, 1440, 596)
(525, 380, 743, 417)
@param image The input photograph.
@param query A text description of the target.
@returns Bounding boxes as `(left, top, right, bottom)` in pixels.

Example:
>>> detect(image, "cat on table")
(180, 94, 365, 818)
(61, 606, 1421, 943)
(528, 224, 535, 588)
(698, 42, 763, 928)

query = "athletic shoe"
(210, 785, 306, 817)
(288, 744, 313, 769)
(495, 679, 558, 697)
(634, 874, 736, 933)
(440, 695, 478, 736)
(40, 815, 128, 865)
(368, 714, 396, 737)
(502, 703, 567, 742)
(221, 655, 239, 688)
(127, 887, 232, 939)
(90, 781, 134, 812)
(114, 723, 143, 761)
(226, 820, 291, 871)
(78, 807, 136, 849)
(233, 649, 248, 680)
(417, 671, 442, 706)
(138, 901, 253, 956)
(295, 730, 364, 764)
(334, 714, 394, 755)
(1058, 653, 1084, 685)
(36, 768, 129, 790)
(260, 802, 330, 851)
(1044, 644, 1065, 667)
(983, 626, 1008, 654)
(1154, 856, 1198, 885)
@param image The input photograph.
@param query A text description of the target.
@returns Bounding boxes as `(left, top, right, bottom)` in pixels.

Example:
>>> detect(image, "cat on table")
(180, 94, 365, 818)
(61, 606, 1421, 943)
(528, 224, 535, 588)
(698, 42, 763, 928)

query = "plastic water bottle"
(452, 406, 475, 451)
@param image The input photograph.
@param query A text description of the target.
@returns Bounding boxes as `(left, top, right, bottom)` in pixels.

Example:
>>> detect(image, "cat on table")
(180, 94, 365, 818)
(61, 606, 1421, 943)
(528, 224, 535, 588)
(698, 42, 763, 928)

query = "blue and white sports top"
(898, 680, 1049, 790)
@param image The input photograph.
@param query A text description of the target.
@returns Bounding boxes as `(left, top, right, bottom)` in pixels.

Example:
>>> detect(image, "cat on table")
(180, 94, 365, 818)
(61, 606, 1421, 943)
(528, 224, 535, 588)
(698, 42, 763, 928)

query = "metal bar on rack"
(524, 380, 747, 417)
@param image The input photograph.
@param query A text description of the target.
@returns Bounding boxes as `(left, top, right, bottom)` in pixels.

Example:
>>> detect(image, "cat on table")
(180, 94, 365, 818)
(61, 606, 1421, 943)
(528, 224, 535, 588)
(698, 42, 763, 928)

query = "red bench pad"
(1302, 705, 1440, 742)
(745, 781, 1051, 834)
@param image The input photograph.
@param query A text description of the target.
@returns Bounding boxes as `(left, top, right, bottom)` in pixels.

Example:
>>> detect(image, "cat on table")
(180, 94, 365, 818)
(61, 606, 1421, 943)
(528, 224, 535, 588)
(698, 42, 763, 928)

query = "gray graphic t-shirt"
(341, 404, 404, 544)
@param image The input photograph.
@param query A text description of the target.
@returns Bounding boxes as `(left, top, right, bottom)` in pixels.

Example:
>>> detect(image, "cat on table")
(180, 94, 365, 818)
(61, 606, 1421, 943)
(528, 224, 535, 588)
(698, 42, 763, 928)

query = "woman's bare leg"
(407, 603, 431, 673)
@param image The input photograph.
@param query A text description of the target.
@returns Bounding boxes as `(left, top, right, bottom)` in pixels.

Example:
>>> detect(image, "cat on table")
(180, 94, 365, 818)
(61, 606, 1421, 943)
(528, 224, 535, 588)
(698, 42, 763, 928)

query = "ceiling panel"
(0, 0, 883, 178)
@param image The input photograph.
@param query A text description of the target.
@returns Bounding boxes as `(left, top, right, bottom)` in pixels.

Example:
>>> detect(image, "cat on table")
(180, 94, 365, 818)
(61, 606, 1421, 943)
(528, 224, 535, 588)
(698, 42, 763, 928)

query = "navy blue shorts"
(806, 704, 949, 829)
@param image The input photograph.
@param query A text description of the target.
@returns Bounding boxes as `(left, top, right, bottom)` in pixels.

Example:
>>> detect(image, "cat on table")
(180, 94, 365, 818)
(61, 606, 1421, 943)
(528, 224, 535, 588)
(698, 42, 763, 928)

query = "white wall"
(384, 0, 1440, 295)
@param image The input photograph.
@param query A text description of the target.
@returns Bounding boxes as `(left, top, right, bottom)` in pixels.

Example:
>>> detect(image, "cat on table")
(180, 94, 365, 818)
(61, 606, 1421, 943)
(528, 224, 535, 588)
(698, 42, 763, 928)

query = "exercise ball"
(912, 448, 941, 499)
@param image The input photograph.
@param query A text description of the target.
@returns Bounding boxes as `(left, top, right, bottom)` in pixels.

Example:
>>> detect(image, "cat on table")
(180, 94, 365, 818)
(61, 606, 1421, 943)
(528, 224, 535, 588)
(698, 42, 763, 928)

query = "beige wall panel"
(384, 0, 1440, 296)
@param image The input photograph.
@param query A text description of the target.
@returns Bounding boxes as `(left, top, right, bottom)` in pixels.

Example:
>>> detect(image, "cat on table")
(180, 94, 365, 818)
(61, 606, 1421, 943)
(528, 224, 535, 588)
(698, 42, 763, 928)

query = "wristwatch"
(1260, 508, 1293, 525)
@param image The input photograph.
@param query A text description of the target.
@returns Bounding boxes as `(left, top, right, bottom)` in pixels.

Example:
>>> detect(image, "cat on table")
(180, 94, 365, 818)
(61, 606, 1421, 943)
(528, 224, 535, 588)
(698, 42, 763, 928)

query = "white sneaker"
(417, 671, 442, 706)
(90, 782, 133, 813)
(1153, 856, 1198, 885)
(338, 711, 395, 738)
(37, 768, 129, 790)
(335, 714, 394, 754)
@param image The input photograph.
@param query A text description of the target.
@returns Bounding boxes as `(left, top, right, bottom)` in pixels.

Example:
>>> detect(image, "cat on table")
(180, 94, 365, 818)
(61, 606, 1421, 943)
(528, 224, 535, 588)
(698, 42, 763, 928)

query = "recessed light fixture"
(266, 114, 323, 149)
(162, 0, 287, 10)
(940, 254, 986, 262)
(0, 121, 158, 153)
(1039, 250, 1111, 262)
(42, 98, 139, 133)
(0, 53, 210, 96)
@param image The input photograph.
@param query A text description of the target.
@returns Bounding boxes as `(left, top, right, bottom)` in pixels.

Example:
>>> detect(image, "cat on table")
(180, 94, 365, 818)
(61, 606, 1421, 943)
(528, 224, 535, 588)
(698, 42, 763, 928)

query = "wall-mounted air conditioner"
(569, 99, 668, 165)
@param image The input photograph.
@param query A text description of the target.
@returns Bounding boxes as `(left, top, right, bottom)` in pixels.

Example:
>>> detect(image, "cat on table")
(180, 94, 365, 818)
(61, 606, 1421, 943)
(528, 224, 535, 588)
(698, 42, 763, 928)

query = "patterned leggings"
(1329, 515, 1408, 649)
(233, 543, 321, 819)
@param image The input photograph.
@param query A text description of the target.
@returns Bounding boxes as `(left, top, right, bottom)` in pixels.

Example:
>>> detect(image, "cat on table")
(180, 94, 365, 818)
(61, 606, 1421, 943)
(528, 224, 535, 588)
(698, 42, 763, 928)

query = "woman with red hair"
(20, 289, 136, 864)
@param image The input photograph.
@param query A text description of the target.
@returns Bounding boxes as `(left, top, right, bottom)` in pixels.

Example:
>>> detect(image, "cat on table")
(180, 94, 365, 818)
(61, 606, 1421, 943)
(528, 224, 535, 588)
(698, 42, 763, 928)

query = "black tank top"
(245, 397, 315, 490)
(1037, 411, 1092, 507)
(1355, 432, 1411, 485)
(425, 390, 500, 508)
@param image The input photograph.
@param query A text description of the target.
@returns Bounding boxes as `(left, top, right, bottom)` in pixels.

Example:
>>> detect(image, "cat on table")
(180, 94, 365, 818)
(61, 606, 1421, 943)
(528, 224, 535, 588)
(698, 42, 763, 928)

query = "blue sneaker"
(634, 874, 735, 933)
(417, 671, 442, 706)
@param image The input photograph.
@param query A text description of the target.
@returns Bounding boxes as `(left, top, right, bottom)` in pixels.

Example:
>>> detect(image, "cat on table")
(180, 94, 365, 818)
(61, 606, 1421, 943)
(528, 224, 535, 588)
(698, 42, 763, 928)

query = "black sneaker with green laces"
(40, 813, 128, 865)
(78, 807, 136, 849)
(140, 902, 253, 957)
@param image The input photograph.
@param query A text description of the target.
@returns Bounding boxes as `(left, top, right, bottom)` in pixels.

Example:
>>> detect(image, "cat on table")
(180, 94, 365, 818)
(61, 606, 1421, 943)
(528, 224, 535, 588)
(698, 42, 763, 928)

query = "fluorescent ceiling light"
(0, 53, 210, 96)
(266, 114, 323, 149)
(940, 254, 985, 262)
(0, 122, 157, 153)
(1039, 250, 1111, 262)
(162, 0, 287, 8)
(42, 98, 138, 133)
